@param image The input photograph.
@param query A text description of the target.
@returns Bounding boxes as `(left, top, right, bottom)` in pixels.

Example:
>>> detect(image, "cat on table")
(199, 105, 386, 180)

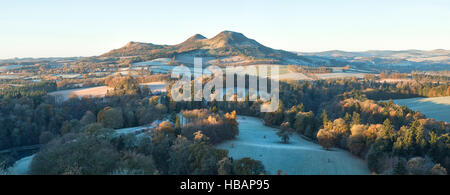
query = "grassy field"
(392, 96, 450, 123)
(217, 116, 370, 175)
(7, 155, 34, 175)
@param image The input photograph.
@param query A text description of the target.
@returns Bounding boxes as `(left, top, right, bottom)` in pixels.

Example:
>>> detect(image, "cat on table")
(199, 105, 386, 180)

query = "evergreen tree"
(351, 112, 361, 126)
(175, 115, 181, 135)
(393, 161, 407, 175)
(277, 122, 293, 144)
(414, 124, 427, 155)
(382, 118, 394, 140)
(344, 112, 352, 123)
(321, 109, 329, 127)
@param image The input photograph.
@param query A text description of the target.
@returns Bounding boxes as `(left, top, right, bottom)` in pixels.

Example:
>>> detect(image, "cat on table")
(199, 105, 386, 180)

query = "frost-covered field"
(0, 65, 22, 72)
(278, 72, 312, 80)
(0, 75, 21, 79)
(48, 82, 167, 101)
(52, 74, 81, 79)
(48, 86, 112, 101)
(7, 155, 34, 175)
(217, 116, 370, 175)
(115, 119, 163, 135)
(315, 72, 366, 79)
(139, 82, 167, 94)
(392, 96, 450, 123)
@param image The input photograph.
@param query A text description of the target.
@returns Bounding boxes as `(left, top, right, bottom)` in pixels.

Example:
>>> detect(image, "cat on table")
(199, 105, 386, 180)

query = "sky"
(0, 0, 449, 59)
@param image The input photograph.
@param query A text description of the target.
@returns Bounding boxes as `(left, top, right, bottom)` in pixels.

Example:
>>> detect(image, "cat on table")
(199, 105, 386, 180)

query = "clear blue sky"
(1, 0, 449, 59)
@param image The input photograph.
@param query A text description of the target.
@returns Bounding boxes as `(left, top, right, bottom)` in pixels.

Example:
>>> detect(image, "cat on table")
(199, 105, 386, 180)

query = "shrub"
(30, 134, 120, 175)
(317, 129, 335, 150)
(406, 157, 434, 175)
(233, 158, 265, 175)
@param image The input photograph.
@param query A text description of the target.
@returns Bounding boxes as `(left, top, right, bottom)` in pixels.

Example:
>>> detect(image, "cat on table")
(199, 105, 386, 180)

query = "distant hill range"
(102, 31, 329, 66)
(101, 31, 449, 71)
(2, 31, 446, 73)
(299, 49, 450, 72)
(103, 31, 287, 58)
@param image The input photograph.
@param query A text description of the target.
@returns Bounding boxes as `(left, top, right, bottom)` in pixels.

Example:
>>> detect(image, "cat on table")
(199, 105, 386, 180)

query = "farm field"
(48, 86, 112, 101)
(315, 72, 366, 79)
(48, 82, 168, 101)
(278, 72, 312, 80)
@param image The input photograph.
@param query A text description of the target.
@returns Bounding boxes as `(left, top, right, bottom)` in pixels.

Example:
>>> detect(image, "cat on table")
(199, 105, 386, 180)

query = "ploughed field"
(217, 116, 370, 175)
(392, 96, 450, 123)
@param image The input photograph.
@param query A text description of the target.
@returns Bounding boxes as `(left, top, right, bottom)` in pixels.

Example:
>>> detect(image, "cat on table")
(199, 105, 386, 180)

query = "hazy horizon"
(1, 0, 449, 59)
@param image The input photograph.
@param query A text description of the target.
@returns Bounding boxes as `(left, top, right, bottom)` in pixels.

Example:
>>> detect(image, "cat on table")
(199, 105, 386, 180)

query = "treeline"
(0, 81, 56, 99)
(56, 78, 104, 90)
(56, 74, 170, 90)
(163, 77, 448, 128)
(137, 74, 170, 83)
(104, 75, 170, 96)
(365, 81, 450, 100)
(411, 71, 450, 83)
(166, 74, 449, 119)
(379, 71, 409, 79)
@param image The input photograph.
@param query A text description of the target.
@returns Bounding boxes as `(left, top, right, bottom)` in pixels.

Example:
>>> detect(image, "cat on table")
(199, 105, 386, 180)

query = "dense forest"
(163, 77, 449, 174)
(30, 116, 261, 175)
(0, 81, 56, 99)
(1, 76, 263, 175)
(1, 75, 449, 175)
